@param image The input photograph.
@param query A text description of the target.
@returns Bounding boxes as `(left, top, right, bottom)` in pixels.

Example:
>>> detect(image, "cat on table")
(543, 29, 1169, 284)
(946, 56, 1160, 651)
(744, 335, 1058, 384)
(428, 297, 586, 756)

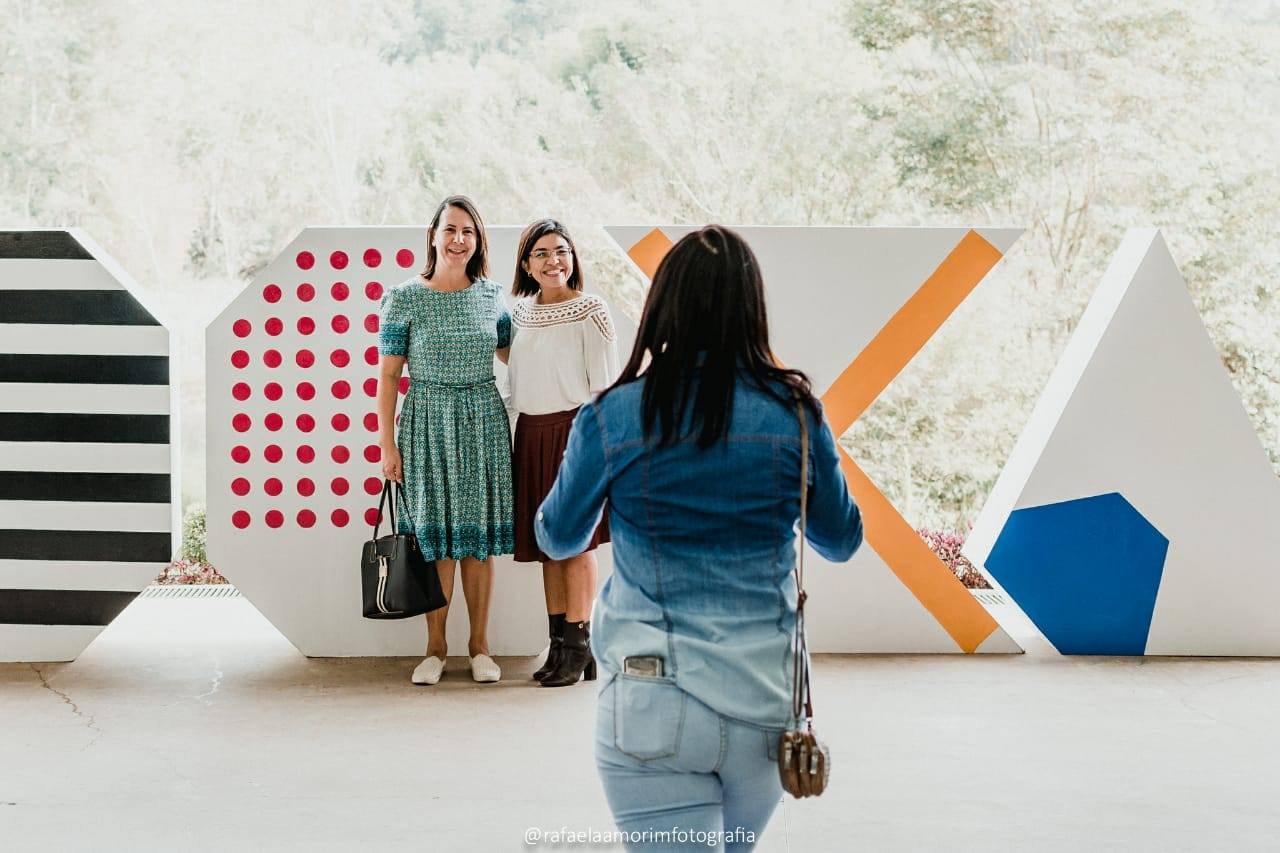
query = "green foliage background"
(2, 0, 1276, 532)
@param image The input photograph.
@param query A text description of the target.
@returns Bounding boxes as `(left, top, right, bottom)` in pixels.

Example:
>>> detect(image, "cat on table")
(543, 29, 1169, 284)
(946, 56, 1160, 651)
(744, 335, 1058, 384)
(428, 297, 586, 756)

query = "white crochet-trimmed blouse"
(508, 293, 620, 416)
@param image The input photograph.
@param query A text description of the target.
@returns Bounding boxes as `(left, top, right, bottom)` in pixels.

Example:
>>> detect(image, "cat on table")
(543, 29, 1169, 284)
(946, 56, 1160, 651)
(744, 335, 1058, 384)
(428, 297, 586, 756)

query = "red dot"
(331, 282, 350, 301)
(296, 413, 315, 432)
(264, 382, 283, 401)
(332, 413, 351, 431)
(363, 378, 378, 397)
(363, 248, 382, 267)
(297, 316, 315, 335)
(399, 376, 410, 395)
(363, 477, 381, 495)
(297, 477, 315, 497)
(297, 382, 316, 401)
(365, 281, 383, 300)
(331, 314, 350, 333)
(265, 444, 283, 463)
(331, 477, 350, 495)
(265, 510, 284, 529)
(263, 349, 282, 368)
(232, 511, 251, 529)
(331, 445, 350, 463)
(297, 509, 316, 528)
(297, 282, 315, 302)
(232, 413, 252, 432)
(231, 350, 250, 369)
(332, 508, 350, 527)
(233, 319, 252, 337)
(396, 249, 414, 267)
(231, 445, 250, 463)
(364, 346, 378, 365)
(296, 251, 315, 270)
(263, 284, 282, 303)
(332, 380, 351, 399)
(232, 382, 251, 401)
(231, 477, 250, 496)
(297, 445, 315, 463)
(265, 317, 284, 336)
(364, 445, 381, 463)
(264, 478, 283, 496)
(365, 507, 380, 525)
(264, 413, 283, 431)
(296, 349, 315, 368)
(363, 412, 378, 432)
(364, 313, 379, 333)
(330, 349, 350, 368)
(330, 251, 349, 270)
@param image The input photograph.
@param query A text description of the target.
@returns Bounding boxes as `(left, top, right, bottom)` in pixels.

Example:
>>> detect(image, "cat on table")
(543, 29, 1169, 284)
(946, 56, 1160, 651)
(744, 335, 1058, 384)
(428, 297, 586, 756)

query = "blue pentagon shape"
(985, 492, 1169, 655)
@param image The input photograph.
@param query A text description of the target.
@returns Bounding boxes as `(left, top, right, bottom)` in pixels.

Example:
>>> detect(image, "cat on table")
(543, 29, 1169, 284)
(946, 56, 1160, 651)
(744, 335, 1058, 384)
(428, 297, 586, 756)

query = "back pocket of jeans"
(612, 675, 686, 761)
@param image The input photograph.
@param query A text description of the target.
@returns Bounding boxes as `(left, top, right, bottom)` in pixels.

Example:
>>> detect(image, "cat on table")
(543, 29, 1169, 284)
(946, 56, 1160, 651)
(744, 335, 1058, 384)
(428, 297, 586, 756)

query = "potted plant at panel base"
(917, 528, 992, 591)
(155, 505, 229, 585)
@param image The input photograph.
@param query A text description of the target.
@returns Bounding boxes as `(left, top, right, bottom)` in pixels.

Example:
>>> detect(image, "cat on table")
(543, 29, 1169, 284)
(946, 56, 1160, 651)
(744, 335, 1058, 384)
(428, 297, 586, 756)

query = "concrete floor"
(1, 595, 1278, 852)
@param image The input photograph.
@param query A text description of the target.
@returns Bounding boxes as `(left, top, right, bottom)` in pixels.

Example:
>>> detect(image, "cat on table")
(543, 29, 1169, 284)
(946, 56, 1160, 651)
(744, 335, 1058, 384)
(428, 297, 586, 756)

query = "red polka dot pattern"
(332, 413, 350, 431)
(331, 314, 350, 333)
(232, 383, 250, 401)
(332, 509, 350, 527)
(331, 477, 349, 496)
(231, 478, 250, 496)
(265, 317, 284, 336)
(297, 316, 315, 335)
(297, 282, 315, 302)
(232, 511, 251, 529)
(363, 248, 381, 267)
(364, 346, 378, 365)
(266, 510, 284, 529)
(231, 445, 250, 463)
(263, 284, 282, 303)
(296, 251, 315, 270)
(264, 349, 282, 368)
(363, 477, 381, 495)
(297, 445, 315, 464)
(365, 281, 383, 300)
(363, 413, 378, 432)
(297, 382, 316, 401)
(264, 478, 283, 496)
(330, 251, 348, 270)
(330, 349, 350, 368)
(363, 378, 377, 397)
(233, 319, 251, 337)
(264, 382, 283, 401)
(398, 377, 410, 395)
(297, 477, 315, 497)
(364, 445, 381, 463)
(331, 282, 349, 301)
(296, 413, 315, 432)
(364, 314, 379, 333)
(396, 249, 414, 267)
(296, 349, 315, 368)
(264, 445, 283, 463)
(232, 414, 251, 432)
(264, 413, 283, 431)
(231, 350, 249, 369)
(331, 445, 350, 463)
(297, 509, 316, 528)
(332, 380, 351, 399)
(365, 507, 380, 526)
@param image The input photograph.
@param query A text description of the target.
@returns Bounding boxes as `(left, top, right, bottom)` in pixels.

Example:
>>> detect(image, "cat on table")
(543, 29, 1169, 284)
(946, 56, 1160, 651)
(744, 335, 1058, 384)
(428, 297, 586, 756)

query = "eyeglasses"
(530, 248, 572, 262)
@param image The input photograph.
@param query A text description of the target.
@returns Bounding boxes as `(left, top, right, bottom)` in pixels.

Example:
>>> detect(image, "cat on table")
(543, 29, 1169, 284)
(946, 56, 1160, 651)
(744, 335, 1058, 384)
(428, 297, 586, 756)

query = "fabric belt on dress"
(409, 377, 496, 392)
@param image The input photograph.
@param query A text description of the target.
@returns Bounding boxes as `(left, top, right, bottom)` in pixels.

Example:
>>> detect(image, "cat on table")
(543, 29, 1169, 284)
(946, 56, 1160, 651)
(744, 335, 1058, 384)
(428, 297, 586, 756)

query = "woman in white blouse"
(508, 219, 620, 688)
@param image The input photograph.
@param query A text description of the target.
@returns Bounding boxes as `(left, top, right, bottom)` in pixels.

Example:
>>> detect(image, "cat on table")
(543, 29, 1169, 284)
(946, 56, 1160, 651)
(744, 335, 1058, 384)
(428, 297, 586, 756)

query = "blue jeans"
(595, 674, 784, 852)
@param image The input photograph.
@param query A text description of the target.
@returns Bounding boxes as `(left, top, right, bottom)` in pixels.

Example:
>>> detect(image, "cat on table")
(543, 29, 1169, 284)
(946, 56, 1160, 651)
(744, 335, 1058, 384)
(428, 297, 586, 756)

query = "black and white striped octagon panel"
(0, 230, 174, 662)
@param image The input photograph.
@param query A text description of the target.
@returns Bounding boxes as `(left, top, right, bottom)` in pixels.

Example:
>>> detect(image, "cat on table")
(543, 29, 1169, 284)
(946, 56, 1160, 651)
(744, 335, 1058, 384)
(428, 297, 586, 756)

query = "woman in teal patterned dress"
(376, 195, 514, 685)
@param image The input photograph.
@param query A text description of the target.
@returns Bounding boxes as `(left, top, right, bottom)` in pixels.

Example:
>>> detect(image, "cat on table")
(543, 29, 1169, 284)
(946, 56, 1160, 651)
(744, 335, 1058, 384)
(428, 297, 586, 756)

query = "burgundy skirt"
(513, 407, 609, 563)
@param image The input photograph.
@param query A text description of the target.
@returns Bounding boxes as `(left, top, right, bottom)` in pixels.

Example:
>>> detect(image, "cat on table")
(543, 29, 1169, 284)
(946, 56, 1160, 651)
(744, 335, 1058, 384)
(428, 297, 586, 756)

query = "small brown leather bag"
(777, 397, 831, 798)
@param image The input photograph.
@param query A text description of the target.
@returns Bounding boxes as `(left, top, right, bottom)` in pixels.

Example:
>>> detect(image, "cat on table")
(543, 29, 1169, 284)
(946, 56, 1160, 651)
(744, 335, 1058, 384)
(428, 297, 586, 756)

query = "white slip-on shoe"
(469, 653, 501, 683)
(411, 655, 446, 685)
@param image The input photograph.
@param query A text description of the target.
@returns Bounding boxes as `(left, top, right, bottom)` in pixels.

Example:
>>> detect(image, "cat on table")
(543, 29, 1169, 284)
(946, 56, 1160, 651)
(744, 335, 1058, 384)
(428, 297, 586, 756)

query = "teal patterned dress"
(378, 277, 515, 561)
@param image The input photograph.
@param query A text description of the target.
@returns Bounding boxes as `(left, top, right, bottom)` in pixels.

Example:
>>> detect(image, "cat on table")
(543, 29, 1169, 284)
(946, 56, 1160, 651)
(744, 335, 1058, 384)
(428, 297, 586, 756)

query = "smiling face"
(431, 205, 477, 271)
(523, 233, 575, 292)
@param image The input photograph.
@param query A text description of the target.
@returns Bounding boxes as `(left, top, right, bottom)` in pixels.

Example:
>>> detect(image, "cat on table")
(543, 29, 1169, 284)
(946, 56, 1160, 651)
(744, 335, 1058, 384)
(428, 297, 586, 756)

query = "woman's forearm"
(376, 357, 404, 448)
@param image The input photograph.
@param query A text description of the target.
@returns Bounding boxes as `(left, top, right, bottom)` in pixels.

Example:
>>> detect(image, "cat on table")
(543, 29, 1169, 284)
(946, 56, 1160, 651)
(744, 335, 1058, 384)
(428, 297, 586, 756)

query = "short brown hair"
(511, 218, 584, 297)
(423, 195, 489, 281)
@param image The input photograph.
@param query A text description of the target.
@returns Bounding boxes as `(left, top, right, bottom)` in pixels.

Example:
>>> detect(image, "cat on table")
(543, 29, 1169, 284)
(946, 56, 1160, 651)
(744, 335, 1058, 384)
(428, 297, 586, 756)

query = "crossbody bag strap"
(792, 394, 815, 726)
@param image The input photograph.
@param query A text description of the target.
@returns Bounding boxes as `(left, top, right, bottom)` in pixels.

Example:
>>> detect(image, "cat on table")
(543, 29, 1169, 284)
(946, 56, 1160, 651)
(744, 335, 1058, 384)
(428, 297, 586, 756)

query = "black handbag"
(361, 480, 447, 619)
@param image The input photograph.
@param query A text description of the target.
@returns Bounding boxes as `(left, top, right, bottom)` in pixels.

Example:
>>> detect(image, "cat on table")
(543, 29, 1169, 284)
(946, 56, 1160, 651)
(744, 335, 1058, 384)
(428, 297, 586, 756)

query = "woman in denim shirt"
(536, 226, 862, 850)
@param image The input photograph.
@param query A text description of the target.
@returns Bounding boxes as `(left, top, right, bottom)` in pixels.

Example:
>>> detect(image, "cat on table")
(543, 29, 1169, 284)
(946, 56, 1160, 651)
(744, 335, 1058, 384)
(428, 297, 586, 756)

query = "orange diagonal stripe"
(627, 228, 675, 280)
(823, 230, 1004, 435)
(835, 448, 999, 652)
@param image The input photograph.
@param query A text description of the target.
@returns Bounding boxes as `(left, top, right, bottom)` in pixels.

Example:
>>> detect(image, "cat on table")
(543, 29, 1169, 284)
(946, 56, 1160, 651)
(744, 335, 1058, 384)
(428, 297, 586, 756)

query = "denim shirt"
(534, 376, 863, 729)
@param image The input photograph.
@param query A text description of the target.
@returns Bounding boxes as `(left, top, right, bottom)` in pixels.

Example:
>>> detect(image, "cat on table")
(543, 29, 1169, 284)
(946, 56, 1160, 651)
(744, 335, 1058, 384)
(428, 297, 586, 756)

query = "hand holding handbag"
(361, 479, 447, 619)
(777, 397, 831, 798)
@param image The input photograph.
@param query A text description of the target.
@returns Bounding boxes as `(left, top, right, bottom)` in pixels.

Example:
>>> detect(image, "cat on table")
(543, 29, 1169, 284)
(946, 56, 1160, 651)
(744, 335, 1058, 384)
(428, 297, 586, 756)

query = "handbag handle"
(791, 394, 815, 727)
(372, 478, 418, 538)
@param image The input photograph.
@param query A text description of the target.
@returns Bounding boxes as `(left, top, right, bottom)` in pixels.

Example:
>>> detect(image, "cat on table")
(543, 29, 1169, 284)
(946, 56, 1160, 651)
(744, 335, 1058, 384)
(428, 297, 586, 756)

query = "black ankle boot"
(540, 619, 596, 688)
(533, 613, 566, 682)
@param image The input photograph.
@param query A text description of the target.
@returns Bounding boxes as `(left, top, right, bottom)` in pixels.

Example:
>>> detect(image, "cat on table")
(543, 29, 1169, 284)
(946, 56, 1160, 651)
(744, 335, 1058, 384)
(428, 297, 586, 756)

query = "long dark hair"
(422, 194, 489, 281)
(603, 225, 819, 447)
(512, 218, 585, 297)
